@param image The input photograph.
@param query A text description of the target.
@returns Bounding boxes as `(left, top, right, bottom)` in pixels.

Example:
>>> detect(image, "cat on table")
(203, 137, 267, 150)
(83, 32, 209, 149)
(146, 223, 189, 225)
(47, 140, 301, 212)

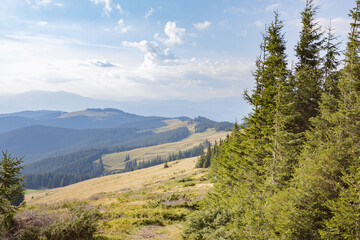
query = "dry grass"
(154, 119, 192, 133)
(102, 129, 229, 170)
(26, 157, 203, 205)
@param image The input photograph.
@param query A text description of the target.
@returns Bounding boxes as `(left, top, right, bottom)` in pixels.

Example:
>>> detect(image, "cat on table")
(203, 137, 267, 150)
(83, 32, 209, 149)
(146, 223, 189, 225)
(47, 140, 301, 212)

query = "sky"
(0, 0, 356, 102)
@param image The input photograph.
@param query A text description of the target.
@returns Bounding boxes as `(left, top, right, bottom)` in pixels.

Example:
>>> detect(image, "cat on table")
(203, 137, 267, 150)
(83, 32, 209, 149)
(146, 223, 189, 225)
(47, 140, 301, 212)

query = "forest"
(24, 126, 191, 189)
(184, 0, 360, 239)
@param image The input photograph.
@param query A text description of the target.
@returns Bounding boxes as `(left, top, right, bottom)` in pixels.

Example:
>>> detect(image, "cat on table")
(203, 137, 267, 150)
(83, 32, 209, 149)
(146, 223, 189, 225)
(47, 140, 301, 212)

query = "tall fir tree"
(208, 13, 290, 239)
(0, 151, 24, 231)
(292, 0, 324, 134)
(323, 20, 341, 98)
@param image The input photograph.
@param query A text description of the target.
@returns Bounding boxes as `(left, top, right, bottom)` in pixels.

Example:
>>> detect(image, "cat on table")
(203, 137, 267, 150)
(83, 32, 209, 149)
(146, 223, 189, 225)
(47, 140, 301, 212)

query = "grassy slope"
(25, 157, 214, 239)
(102, 128, 228, 171)
(27, 157, 204, 204)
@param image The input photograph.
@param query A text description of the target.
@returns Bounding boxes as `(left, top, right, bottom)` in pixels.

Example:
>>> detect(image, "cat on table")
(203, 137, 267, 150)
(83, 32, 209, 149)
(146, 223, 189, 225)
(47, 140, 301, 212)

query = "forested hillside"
(23, 127, 191, 189)
(184, 1, 360, 239)
(21, 116, 230, 189)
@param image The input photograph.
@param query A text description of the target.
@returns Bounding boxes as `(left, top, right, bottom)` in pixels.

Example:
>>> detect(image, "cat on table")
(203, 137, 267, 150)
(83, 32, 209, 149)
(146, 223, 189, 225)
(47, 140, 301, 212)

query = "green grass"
(102, 128, 228, 171)
(22, 162, 212, 239)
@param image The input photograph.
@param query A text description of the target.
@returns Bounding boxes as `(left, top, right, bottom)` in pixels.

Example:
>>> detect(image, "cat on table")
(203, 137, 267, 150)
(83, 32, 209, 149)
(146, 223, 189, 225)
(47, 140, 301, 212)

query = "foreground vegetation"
(2, 157, 212, 239)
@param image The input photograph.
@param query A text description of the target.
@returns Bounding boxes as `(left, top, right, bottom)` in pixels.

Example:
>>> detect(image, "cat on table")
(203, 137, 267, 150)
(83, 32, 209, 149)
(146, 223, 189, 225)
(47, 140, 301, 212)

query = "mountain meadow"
(2, 0, 360, 239)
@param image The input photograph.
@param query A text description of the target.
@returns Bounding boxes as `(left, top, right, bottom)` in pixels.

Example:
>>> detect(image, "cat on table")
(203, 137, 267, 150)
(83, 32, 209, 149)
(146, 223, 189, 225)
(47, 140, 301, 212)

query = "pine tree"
(323, 20, 341, 98)
(208, 13, 290, 238)
(195, 145, 206, 168)
(0, 151, 24, 231)
(292, 0, 324, 134)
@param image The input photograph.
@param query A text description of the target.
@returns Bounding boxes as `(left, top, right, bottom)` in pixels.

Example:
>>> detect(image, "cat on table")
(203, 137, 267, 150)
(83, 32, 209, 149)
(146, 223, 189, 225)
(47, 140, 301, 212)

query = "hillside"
(18, 113, 231, 190)
(102, 128, 228, 172)
(26, 156, 204, 204)
(23, 157, 213, 239)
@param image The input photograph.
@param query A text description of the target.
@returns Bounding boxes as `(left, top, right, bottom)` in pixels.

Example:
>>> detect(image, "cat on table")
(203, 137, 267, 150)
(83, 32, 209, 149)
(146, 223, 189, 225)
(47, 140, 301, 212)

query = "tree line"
(24, 127, 190, 189)
(184, 0, 360, 239)
(107, 141, 210, 174)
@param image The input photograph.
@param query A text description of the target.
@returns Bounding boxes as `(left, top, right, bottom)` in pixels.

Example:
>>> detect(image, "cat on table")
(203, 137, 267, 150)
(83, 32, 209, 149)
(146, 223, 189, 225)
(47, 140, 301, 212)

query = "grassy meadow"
(101, 127, 228, 171)
(24, 157, 213, 239)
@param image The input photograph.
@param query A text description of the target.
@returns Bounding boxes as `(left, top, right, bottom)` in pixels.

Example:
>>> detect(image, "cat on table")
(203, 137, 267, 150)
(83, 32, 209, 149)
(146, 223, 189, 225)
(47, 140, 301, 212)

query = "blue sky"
(0, 0, 356, 102)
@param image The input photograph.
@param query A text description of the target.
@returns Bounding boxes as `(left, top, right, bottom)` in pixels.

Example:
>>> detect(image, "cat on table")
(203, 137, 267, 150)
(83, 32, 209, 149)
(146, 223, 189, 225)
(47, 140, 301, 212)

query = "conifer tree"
(208, 13, 289, 238)
(195, 145, 206, 168)
(0, 151, 24, 231)
(323, 20, 341, 98)
(292, 0, 324, 134)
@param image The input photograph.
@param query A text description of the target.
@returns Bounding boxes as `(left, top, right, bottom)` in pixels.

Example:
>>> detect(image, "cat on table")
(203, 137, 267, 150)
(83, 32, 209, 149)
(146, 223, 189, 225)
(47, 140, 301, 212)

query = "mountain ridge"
(0, 90, 250, 122)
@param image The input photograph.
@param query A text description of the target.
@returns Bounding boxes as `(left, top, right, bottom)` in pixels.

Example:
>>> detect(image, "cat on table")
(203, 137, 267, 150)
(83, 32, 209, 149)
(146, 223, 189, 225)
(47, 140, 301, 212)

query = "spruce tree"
(0, 151, 24, 231)
(195, 145, 206, 168)
(208, 13, 289, 238)
(293, 0, 324, 134)
(323, 20, 341, 98)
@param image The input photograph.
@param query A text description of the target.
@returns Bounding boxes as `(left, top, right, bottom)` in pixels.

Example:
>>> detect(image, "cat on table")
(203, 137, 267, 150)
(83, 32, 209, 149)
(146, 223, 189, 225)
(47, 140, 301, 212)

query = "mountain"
(0, 108, 166, 133)
(0, 108, 232, 164)
(0, 91, 250, 122)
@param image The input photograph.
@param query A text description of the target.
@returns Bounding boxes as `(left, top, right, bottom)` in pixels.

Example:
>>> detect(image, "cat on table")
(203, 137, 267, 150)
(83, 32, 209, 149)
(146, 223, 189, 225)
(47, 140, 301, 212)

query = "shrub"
(43, 209, 99, 240)
(182, 207, 235, 240)
(19, 226, 41, 240)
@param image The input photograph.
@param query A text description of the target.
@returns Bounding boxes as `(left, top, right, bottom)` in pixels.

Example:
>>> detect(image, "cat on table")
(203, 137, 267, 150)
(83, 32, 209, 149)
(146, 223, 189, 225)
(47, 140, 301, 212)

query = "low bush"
(42, 209, 100, 240)
(182, 207, 235, 240)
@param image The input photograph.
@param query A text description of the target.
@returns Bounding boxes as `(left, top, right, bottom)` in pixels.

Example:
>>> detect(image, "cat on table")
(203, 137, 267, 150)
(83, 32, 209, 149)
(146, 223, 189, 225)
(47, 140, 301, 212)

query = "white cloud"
(37, 21, 48, 26)
(144, 8, 155, 19)
(155, 21, 186, 46)
(266, 3, 280, 12)
(115, 18, 132, 33)
(90, 0, 112, 15)
(193, 21, 211, 30)
(123, 40, 175, 67)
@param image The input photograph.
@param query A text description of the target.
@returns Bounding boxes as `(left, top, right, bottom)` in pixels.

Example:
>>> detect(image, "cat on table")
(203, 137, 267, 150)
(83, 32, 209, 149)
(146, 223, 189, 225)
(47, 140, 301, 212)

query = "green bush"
(43, 209, 99, 240)
(182, 207, 235, 240)
(161, 210, 187, 221)
(19, 226, 41, 240)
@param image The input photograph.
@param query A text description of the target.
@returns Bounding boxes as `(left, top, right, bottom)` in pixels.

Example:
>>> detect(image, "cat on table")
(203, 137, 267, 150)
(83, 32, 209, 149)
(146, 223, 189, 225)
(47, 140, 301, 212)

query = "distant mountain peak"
(59, 108, 135, 119)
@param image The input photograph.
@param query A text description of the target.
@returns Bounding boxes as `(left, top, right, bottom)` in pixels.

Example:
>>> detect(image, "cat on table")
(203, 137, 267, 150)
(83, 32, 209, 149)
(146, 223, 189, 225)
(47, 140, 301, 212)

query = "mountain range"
(0, 91, 250, 122)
